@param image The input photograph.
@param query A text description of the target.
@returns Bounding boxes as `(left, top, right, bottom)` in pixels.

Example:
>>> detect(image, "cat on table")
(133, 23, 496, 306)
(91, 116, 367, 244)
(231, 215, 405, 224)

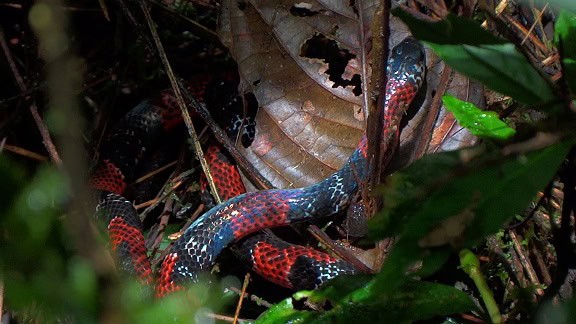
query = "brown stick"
(1, 144, 48, 161)
(414, 64, 452, 157)
(0, 28, 62, 166)
(366, 0, 391, 206)
(139, 2, 224, 205)
(233, 273, 250, 324)
(509, 230, 544, 296)
(308, 225, 373, 274)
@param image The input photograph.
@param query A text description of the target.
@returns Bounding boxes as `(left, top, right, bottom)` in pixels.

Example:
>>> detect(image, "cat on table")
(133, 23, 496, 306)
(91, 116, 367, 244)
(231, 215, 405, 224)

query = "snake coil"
(91, 37, 426, 297)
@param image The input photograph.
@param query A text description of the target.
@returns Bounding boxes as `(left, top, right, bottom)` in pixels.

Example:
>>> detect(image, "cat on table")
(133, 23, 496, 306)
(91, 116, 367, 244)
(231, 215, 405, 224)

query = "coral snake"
(90, 38, 426, 297)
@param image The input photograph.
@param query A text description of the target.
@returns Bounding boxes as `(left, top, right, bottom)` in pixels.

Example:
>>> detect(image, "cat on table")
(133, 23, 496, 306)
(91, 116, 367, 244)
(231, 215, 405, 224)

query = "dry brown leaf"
(219, 0, 479, 189)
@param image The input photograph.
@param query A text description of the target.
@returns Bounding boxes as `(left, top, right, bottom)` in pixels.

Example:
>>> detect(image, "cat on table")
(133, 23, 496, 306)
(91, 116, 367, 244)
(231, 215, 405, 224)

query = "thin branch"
(233, 273, 250, 324)
(139, 2, 223, 204)
(366, 0, 391, 204)
(178, 80, 274, 190)
(414, 65, 452, 157)
(307, 225, 373, 274)
(509, 230, 544, 296)
(0, 27, 62, 166)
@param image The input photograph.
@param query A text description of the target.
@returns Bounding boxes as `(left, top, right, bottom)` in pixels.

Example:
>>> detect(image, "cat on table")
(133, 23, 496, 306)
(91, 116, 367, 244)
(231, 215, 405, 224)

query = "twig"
(204, 312, 250, 323)
(228, 287, 273, 308)
(150, 203, 205, 268)
(178, 79, 274, 190)
(508, 247, 531, 291)
(530, 244, 552, 286)
(114, 0, 156, 52)
(233, 273, 250, 324)
(134, 160, 177, 184)
(366, 0, 391, 202)
(509, 230, 544, 296)
(520, 3, 549, 46)
(460, 313, 485, 324)
(504, 15, 548, 55)
(146, 197, 174, 252)
(414, 64, 452, 157)
(0, 27, 62, 166)
(477, 0, 557, 94)
(307, 225, 373, 274)
(135, 178, 181, 210)
(486, 235, 523, 288)
(147, 0, 220, 42)
(1, 144, 48, 161)
(140, 2, 223, 205)
(480, 0, 508, 28)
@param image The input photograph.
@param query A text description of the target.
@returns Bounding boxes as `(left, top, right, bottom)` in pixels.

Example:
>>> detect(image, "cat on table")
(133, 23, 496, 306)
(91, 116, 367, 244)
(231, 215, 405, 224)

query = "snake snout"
(388, 37, 426, 86)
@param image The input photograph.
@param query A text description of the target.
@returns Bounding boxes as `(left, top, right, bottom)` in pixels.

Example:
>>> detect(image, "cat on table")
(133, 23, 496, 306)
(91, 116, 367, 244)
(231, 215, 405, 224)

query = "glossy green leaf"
(554, 10, 576, 94)
(442, 95, 516, 139)
(394, 9, 556, 106)
(255, 298, 311, 323)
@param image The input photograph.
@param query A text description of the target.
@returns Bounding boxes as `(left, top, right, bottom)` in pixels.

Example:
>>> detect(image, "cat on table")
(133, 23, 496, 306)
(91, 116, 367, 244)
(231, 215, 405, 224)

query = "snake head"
(387, 37, 426, 88)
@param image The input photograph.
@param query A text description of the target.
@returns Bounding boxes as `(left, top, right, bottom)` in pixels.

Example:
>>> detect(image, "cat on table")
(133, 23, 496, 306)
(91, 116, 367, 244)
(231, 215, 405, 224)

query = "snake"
(90, 37, 426, 297)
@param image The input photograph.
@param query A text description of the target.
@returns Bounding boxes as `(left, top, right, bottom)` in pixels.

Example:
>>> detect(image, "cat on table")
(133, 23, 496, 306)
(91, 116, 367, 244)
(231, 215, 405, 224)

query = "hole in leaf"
(290, 4, 320, 17)
(349, 0, 359, 16)
(300, 33, 362, 96)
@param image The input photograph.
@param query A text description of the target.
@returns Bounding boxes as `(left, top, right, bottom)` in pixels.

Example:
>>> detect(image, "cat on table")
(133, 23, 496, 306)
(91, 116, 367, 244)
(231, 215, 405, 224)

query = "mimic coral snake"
(90, 38, 426, 297)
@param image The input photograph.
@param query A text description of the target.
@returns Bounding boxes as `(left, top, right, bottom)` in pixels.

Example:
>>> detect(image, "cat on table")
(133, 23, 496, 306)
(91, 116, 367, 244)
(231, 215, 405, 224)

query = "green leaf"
(554, 10, 576, 94)
(256, 298, 311, 323)
(442, 95, 516, 139)
(394, 9, 556, 106)
(393, 9, 506, 45)
(369, 140, 571, 294)
(465, 141, 571, 244)
(316, 281, 476, 323)
(297, 274, 373, 304)
(257, 279, 476, 323)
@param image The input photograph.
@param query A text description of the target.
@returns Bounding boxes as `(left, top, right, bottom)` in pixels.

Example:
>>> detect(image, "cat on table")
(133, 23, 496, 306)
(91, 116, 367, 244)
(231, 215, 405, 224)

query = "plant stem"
(460, 249, 503, 323)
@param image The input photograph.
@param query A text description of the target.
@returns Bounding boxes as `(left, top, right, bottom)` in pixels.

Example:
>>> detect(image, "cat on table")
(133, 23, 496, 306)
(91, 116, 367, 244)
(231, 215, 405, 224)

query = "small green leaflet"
(442, 95, 516, 140)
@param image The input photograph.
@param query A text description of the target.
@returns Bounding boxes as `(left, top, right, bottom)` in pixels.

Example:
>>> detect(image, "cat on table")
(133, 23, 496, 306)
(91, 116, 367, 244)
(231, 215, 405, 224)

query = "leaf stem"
(459, 249, 502, 323)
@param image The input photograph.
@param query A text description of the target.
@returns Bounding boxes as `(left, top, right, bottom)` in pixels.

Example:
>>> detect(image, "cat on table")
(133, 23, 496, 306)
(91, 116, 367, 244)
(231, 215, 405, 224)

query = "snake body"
(91, 38, 426, 296)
